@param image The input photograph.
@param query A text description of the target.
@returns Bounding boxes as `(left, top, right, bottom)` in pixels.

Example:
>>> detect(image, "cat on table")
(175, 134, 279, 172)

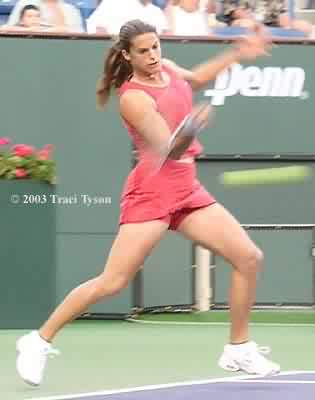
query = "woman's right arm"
(119, 90, 209, 160)
(120, 89, 172, 153)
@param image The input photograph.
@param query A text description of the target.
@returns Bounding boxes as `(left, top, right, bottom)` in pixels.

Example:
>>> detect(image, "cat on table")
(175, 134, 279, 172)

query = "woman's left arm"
(162, 31, 271, 91)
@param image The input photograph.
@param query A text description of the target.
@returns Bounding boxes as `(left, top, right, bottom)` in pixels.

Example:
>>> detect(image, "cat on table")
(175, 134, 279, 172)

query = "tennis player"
(16, 19, 280, 386)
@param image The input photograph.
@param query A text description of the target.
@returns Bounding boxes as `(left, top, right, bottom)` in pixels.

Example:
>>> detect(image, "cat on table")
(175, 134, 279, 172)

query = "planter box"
(0, 180, 56, 329)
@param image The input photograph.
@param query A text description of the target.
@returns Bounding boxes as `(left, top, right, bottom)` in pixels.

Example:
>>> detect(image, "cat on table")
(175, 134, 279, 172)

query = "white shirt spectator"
(6, 0, 84, 32)
(86, 0, 168, 35)
(168, 4, 210, 36)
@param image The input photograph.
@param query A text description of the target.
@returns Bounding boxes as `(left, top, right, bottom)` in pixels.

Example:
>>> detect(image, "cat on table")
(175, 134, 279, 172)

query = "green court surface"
(131, 310, 315, 325)
(1, 311, 314, 400)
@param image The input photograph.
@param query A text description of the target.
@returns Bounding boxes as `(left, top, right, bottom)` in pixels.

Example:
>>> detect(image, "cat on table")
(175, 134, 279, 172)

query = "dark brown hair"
(96, 19, 157, 110)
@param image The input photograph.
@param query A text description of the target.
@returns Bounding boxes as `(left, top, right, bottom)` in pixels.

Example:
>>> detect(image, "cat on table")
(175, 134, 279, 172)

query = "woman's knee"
(92, 273, 130, 300)
(237, 246, 264, 274)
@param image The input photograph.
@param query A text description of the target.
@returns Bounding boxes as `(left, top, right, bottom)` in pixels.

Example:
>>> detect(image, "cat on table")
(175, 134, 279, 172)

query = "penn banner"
(163, 41, 315, 156)
(204, 63, 306, 106)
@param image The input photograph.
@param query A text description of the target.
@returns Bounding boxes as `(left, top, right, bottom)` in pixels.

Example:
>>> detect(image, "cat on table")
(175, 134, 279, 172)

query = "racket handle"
(168, 134, 196, 160)
(180, 102, 211, 137)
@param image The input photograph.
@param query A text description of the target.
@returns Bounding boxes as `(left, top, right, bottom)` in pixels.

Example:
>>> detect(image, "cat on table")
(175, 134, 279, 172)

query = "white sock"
(34, 331, 51, 346)
(229, 341, 253, 352)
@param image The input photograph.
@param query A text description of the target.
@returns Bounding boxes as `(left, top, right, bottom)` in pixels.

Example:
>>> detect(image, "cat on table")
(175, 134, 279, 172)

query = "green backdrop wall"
(0, 35, 314, 320)
(213, 227, 314, 306)
(196, 160, 315, 224)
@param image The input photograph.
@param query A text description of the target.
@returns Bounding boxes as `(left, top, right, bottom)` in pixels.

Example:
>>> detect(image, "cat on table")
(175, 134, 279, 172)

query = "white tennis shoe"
(16, 330, 59, 386)
(218, 341, 280, 376)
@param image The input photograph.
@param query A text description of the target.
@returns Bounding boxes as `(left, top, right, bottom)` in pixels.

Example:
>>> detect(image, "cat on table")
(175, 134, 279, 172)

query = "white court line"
(26, 371, 315, 400)
(231, 380, 315, 384)
(127, 318, 315, 328)
(268, 370, 315, 375)
(25, 375, 255, 400)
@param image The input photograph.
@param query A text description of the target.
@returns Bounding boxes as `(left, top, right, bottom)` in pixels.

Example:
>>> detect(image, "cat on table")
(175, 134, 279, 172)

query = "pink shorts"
(119, 179, 216, 231)
(158, 204, 215, 231)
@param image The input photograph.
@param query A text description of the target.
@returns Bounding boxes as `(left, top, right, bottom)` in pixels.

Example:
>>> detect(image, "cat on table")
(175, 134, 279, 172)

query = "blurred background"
(0, 0, 314, 38)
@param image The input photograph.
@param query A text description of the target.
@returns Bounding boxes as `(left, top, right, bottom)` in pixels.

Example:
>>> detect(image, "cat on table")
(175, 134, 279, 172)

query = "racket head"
(154, 101, 214, 173)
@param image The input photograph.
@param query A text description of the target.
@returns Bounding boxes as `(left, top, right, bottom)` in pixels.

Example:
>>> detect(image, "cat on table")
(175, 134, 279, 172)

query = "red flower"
(15, 168, 27, 178)
(37, 144, 54, 160)
(37, 150, 49, 160)
(43, 144, 54, 152)
(0, 137, 11, 146)
(13, 144, 35, 157)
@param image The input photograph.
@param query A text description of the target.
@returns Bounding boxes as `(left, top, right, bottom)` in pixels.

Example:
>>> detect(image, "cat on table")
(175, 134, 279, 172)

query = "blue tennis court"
(28, 371, 315, 400)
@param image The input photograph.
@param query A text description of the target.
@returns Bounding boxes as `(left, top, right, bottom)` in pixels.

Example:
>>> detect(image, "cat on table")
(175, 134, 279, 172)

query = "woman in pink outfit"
(16, 19, 280, 387)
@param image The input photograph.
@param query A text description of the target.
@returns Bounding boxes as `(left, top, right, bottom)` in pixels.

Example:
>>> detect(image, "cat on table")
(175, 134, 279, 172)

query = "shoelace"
(44, 347, 60, 358)
(241, 343, 272, 363)
(257, 345, 271, 355)
(244, 345, 273, 366)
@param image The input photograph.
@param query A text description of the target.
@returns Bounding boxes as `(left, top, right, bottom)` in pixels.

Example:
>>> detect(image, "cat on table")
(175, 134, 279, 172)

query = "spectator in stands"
(202, 0, 225, 28)
(258, 0, 313, 35)
(86, 0, 169, 35)
(217, 0, 313, 36)
(165, 0, 212, 36)
(217, 0, 256, 28)
(16, 4, 41, 28)
(5, 0, 84, 32)
(0, 4, 42, 31)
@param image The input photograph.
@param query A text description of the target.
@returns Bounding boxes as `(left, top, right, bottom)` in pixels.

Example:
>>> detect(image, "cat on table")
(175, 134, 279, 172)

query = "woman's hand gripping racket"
(153, 101, 213, 174)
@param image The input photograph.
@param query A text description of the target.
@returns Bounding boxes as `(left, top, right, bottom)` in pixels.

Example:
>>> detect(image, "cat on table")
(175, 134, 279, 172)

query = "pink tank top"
(118, 64, 203, 159)
(118, 64, 203, 197)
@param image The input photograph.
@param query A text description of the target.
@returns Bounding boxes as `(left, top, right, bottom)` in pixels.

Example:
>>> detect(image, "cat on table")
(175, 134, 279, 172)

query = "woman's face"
(124, 32, 162, 77)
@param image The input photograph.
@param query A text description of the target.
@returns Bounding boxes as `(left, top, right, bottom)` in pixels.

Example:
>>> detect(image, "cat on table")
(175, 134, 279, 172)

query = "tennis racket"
(153, 101, 213, 175)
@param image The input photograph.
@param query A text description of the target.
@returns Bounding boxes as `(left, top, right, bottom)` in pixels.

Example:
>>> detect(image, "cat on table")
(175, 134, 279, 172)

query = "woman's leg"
(39, 220, 168, 342)
(16, 220, 169, 386)
(176, 203, 280, 375)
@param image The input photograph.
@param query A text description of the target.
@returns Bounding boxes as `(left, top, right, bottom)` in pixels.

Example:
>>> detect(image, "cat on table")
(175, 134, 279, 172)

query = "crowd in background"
(0, 0, 314, 37)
